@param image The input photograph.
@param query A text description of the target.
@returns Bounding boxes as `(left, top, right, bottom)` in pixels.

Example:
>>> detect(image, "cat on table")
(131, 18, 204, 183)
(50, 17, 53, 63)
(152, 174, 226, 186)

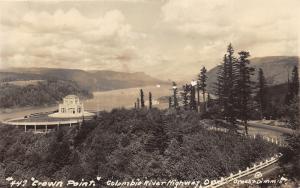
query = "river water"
(0, 85, 171, 121)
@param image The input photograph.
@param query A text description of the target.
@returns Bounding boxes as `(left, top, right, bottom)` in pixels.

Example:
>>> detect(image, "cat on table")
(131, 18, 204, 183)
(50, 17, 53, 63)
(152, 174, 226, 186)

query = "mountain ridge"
(206, 56, 299, 92)
(0, 67, 166, 91)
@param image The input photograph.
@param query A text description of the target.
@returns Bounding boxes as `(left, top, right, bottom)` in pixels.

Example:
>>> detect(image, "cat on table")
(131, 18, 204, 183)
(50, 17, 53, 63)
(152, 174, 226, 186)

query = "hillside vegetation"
(0, 68, 164, 91)
(0, 80, 92, 108)
(0, 108, 277, 185)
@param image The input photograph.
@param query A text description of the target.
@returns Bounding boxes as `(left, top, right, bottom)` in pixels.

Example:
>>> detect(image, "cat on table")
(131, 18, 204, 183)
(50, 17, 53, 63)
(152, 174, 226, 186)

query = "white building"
(49, 95, 94, 118)
(59, 95, 83, 115)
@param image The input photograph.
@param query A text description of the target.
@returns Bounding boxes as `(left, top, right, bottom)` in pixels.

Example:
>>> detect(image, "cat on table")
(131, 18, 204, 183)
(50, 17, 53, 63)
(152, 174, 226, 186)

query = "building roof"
(64, 95, 79, 99)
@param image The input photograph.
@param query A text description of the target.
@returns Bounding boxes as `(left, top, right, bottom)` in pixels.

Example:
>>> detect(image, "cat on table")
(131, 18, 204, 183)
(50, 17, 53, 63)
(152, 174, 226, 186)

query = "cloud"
(158, 0, 300, 79)
(0, 8, 140, 71)
(0, 0, 299, 81)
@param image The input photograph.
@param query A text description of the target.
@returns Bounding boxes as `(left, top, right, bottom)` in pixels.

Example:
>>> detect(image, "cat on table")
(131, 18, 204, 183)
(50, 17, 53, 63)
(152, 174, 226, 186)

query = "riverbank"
(0, 85, 171, 121)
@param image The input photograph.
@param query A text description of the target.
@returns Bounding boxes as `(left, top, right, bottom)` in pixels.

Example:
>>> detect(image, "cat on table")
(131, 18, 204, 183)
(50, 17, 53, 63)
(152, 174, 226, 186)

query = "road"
(229, 121, 294, 188)
(247, 121, 293, 134)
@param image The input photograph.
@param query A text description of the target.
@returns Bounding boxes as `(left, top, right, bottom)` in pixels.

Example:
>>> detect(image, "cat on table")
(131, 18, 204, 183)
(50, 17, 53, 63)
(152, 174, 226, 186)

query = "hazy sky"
(0, 0, 299, 80)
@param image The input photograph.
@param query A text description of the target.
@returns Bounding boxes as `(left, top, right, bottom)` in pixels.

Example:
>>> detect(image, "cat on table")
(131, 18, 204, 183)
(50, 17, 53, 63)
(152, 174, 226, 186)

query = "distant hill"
(0, 80, 92, 108)
(0, 68, 165, 91)
(206, 56, 299, 92)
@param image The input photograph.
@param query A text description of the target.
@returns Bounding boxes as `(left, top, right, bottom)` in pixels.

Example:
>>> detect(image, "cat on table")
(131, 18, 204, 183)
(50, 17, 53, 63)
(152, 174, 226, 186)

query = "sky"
(0, 0, 299, 81)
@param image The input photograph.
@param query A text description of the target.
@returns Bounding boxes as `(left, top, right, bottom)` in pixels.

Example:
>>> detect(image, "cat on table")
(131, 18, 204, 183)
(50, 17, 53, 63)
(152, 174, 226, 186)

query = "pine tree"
(199, 66, 208, 112)
(286, 66, 299, 129)
(236, 51, 255, 135)
(291, 66, 299, 98)
(140, 89, 145, 108)
(137, 98, 140, 109)
(189, 84, 197, 111)
(257, 68, 267, 119)
(168, 96, 172, 109)
(215, 63, 225, 108)
(214, 44, 239, 130)
(225, 44, 238, 127)
(197, 76, 201, 111)
(149, 92, 152, 109)
(172, 81, 178, 108)
(181, 84, 189, 110)
(207, 93, 211, 108)
(286, 66, 299, 105)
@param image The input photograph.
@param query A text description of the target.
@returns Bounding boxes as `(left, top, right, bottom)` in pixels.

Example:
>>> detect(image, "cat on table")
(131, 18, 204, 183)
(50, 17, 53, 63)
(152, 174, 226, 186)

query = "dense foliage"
(0, 108, 277, 186)
(0, 80, 92, 108)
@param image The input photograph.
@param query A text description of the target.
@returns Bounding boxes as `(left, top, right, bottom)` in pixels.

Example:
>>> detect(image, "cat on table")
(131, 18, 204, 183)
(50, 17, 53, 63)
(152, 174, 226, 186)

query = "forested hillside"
(0, 68, 164, 91)
(0, 108, 277, 186)
(0, 80, 92, 108)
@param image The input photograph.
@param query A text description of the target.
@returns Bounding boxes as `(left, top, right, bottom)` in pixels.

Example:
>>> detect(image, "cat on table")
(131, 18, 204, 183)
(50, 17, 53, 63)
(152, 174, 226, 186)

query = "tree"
(172, 82, 178, 108)
(168, 97, 172, 109)
(189, 84, 197, 111)
(181, 84, 189, 110)
(199, 66, 208, 112)
(196, 78, 201, 111)
(137, 98, 140, 109)
(280, 96, 300, 179)
(256, 68, 267, 119)
(140, 89, 145, 108)
(286, 66, 299, 105)
(215, 63, 225, 109)
(149, 92, 152, 109)
(207, 93, 211, 109)
(279, 67, 299, 179)
(286, 97, 300, 130)
(225, 44, 238, 128)
(235, 51, 255, 135)
(214, 44, 239, 130)
(291, 66, 299, 98)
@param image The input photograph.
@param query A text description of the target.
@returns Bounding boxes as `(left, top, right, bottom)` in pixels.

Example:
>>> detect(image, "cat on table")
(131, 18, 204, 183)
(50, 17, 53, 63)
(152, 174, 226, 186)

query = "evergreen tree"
(196, 76, 201, 111)
(199, 66, 208, 112)
(149, 92, 152, 109)
(215, 63, 225, 108)
(140, 89, 145, 108)
(172, 81, 178, 108)
(215, 44, 239, 130)
(219, 44, 237, 129)
(168, 96, 172, 109)
(189, 84, 197, 111)
(280, 96, 299, 179)
(137, 98, 140, 109)
(236, 51, 255, 135)
(257, 68, 267, 119)
(286, 66, 299, 105)
(181, 84, 189, 110)
(291, 66, 299, 98)
(225, 44, 238, 128)
(207, 93, 211, 109)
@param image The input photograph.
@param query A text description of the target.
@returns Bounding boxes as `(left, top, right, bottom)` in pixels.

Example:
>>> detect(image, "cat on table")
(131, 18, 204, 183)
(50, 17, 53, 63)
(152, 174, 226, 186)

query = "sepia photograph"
(0, 0, 299, 187)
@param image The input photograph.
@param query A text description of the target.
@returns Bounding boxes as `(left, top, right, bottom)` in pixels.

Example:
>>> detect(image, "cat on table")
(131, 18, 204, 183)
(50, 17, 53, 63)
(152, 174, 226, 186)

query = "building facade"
(59, 95, 84, 115)
(49, 95, 94, 118)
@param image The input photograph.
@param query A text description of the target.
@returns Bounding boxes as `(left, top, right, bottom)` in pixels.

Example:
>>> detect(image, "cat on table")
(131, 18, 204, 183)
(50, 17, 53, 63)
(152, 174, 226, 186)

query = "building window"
(61, 108, 65, 113)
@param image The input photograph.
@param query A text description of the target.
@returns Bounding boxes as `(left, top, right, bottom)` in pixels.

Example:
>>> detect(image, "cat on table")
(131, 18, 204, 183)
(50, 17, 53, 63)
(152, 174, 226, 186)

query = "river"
(0, 85, 171, 121)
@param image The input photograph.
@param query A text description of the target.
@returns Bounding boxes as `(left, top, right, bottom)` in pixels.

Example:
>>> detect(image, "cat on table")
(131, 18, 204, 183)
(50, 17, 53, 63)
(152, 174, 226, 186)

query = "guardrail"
(202, 125, 285, 187)
(203, 153, 283, 188)
(206, 126, 286, 146)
